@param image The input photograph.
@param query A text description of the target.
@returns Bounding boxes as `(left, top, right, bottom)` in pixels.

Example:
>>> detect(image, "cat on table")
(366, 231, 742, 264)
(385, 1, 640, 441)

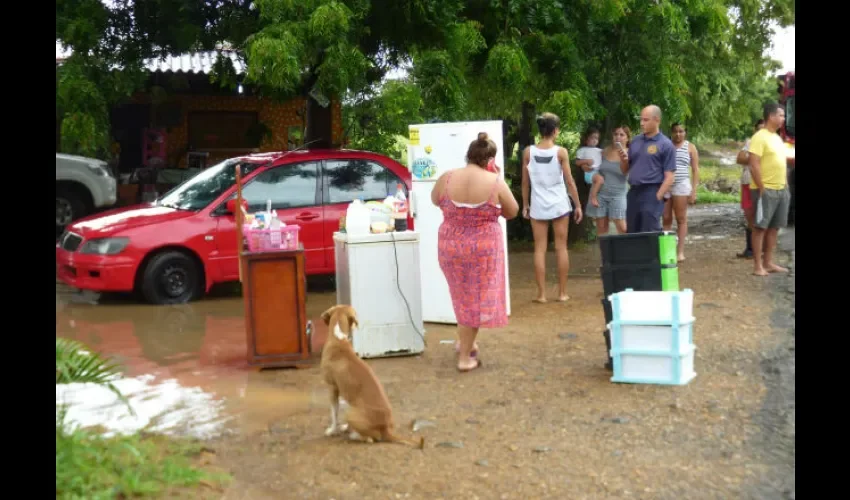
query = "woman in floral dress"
(430, 133, 519, 372)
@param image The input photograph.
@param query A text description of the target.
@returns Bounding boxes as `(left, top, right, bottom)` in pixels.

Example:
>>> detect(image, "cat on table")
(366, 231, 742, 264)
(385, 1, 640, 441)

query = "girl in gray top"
(585, 126, 631, 234)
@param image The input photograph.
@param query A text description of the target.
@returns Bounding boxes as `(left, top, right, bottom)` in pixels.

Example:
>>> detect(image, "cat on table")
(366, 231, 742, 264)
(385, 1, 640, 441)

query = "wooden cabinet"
(242, 247, 313, 368)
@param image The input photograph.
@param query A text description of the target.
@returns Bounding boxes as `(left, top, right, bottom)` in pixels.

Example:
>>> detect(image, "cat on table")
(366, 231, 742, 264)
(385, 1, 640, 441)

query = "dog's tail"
(385, 430, 425, 450)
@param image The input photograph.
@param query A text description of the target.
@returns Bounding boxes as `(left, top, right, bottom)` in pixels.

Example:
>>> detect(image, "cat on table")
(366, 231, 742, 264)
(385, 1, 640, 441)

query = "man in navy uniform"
(618, 105, 676, 233)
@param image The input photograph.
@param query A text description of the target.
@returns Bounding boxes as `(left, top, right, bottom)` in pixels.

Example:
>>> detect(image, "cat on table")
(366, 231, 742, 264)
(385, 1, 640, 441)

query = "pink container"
(243, 224, 300, 252)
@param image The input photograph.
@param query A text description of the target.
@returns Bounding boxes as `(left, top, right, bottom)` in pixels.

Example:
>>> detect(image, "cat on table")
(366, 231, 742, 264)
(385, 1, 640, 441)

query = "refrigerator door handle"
(411, 189, 418, 219)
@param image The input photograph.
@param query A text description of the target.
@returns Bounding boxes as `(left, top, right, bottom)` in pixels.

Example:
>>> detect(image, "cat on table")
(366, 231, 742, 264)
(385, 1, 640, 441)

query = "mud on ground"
(205, 209, 794, 499)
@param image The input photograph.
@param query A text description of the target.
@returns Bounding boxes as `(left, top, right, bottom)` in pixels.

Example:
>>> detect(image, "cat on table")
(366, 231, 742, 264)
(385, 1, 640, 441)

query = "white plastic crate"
(615, 322, 693, 353)
(614, 347, 696, 385)
(606, 288, 697, 386)
(607, 288, 694, 324)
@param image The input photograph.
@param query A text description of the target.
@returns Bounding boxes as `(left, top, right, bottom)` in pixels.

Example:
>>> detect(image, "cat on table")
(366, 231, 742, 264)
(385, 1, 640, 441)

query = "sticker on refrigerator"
(412, 157, 437, 180)
(409, 127, 420, 146)
(425, 145, 433, 154)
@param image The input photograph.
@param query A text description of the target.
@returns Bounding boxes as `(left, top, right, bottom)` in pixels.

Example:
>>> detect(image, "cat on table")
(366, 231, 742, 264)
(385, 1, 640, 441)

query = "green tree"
(245, 0, 466, 145)
(343, 78, 424, 159)
(342, 0, 793, 241)
(56, 0, 794, 167)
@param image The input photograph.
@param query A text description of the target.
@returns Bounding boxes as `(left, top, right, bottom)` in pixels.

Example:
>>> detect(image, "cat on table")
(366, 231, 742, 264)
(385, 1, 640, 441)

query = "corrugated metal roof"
(55, 48, 246, 76)
(143, 51, 246, 75)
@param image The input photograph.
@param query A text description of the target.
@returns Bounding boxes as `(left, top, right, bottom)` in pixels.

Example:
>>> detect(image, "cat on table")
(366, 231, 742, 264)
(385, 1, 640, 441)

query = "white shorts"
(665, 179, 692, 199)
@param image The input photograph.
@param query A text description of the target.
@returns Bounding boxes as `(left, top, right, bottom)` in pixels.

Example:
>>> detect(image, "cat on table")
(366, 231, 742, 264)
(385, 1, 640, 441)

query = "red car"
(56, 149, 414, 304)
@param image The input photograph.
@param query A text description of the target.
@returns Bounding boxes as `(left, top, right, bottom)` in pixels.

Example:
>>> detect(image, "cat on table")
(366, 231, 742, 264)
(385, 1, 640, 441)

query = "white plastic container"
(616, 321, 694, 353)
(366, 201, 392, 226)
(345, 200, 371, 236)
(616, 348, 696, 385)
(607, 289, 697, 386)
(607, 289, 694, 324)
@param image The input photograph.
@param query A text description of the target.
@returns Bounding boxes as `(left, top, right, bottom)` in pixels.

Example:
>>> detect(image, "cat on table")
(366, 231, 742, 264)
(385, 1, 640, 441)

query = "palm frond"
(56, 338, 135, 415)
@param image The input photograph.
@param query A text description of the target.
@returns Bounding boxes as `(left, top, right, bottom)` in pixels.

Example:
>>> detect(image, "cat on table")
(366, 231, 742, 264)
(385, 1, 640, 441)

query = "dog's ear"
(341, 305, 358, 331)
(320, 306, 335, 325)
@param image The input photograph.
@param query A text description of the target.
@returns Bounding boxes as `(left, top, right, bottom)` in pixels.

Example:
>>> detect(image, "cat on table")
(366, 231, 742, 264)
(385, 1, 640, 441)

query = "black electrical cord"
(390, 231, 427, 349)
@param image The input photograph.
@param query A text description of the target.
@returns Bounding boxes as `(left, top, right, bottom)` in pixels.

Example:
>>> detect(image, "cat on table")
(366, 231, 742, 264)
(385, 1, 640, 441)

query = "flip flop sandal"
(457, 358, 483, 373)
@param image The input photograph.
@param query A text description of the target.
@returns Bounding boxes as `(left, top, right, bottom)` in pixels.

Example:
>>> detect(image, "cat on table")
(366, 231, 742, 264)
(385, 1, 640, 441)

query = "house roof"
(55, 49, 247, 76)
(143, 50, 246, 75)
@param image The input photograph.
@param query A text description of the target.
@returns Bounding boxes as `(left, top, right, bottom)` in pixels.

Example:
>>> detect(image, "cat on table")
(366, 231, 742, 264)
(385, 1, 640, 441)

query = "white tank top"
(528, 145, 572, 220)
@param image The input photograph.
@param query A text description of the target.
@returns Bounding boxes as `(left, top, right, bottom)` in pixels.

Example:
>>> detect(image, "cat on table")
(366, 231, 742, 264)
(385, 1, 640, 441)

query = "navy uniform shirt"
(627, 132, 677, 186)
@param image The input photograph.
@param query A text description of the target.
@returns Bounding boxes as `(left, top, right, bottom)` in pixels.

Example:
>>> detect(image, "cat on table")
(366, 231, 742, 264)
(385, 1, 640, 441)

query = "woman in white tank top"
(521, 113, 583, 303)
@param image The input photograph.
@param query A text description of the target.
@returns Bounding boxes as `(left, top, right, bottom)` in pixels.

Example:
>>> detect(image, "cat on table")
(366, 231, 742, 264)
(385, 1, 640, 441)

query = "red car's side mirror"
(225, 199, 247, 214)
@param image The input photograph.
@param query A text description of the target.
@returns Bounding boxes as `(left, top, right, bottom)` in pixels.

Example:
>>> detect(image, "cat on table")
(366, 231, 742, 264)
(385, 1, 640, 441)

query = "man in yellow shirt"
(748, 102, 789, 276)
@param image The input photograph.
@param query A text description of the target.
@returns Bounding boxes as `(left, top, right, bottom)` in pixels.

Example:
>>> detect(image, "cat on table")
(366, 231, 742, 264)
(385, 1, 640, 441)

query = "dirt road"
(56, 204, 794, 498)
(210, 211, 794, 499)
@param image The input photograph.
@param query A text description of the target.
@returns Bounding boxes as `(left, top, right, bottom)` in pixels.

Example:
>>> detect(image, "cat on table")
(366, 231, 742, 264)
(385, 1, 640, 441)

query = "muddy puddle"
(57, 374, 231, 439)
(55, 278, 344, 438)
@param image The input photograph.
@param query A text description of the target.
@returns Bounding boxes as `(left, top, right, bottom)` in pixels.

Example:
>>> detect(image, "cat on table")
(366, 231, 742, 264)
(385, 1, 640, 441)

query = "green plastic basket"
(658, 232, 678, 266)
(661, 267, 680, 291)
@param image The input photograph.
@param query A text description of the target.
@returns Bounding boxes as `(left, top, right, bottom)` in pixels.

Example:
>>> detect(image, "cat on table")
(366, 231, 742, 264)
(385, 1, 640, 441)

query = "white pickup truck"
(56, 153, 117, 235)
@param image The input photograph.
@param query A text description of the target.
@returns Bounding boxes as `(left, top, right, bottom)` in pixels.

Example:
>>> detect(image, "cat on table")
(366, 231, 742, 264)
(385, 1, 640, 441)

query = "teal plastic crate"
(607, 289, 696, 386)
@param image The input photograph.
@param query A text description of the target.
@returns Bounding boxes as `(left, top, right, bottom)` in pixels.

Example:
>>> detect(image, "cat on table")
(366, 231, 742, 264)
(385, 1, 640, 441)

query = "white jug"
(345, 199, 371, 236)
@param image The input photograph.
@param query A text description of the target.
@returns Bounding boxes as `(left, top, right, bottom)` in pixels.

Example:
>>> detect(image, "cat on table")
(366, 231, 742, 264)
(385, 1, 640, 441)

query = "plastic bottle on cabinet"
(345, 199, 371, 236)
(269, 211, 282, 247)
(393, 184, 408, 231)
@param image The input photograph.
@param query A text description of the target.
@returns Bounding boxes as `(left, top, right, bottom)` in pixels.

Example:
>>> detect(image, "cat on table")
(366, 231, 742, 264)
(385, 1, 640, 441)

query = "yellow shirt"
(748, 129, 787, 190)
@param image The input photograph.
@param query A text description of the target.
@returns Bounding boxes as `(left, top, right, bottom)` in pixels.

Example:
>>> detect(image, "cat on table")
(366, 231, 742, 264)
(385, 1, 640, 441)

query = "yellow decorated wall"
(141, 94, 344, 168)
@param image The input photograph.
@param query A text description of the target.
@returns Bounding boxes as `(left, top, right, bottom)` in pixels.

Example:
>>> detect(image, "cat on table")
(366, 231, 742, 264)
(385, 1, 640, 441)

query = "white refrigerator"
(407, 120, 511, 324)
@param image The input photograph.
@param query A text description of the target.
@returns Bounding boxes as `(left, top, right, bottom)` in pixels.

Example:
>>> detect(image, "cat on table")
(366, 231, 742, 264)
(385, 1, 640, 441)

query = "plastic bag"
(756, 196, 764, 223)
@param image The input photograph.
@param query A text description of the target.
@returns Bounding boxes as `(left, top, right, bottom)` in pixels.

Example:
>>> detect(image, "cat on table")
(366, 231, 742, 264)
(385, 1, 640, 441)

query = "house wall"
(131, 93, 344, 168)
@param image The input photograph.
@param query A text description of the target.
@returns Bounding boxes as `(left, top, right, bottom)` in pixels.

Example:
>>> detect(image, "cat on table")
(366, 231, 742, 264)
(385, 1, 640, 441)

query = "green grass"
(699, 159, 741, 185)
(696, 159, 741, 204)
(694, 184, 738, 204)
(56, 423, 230, 499)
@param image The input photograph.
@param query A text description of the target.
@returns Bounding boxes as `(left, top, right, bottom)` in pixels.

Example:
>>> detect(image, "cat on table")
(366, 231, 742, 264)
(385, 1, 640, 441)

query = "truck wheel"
(140, 251, 204, 305)
(56, 186, 88, 235)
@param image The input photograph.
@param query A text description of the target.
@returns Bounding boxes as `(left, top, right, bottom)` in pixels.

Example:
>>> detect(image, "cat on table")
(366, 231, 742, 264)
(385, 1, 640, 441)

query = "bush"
(56, 426, 228, 498)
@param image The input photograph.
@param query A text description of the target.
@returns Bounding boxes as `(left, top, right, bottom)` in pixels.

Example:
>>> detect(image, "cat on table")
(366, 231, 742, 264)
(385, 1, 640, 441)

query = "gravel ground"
(743, 228, 795, 500)
(202, 207, 795, 499)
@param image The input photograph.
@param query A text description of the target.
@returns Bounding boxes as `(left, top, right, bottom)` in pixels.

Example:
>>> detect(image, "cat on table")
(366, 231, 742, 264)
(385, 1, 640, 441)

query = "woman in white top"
(661, 122, 700, 262)
(521, 112, 583, 303)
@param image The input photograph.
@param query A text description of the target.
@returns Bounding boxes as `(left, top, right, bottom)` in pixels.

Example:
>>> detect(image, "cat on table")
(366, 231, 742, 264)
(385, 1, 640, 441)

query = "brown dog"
(320, 304, 424, 449)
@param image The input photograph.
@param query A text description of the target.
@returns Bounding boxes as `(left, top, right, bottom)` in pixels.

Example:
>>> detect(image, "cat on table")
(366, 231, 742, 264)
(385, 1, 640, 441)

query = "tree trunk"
(514, 101, 535, 178)
(501, 118, 515, 165)
(567, 162, 591, 245)
(304, 97, 332, 149)
(301, 64, 333, 149)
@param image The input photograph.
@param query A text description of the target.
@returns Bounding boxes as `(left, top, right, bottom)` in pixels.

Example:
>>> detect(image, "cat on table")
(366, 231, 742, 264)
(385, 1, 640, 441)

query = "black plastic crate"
(600, 262, 663, 297)
(599, 231, 662, 267)
(603, 329, 613, 371)
(601, 298, 613, 324)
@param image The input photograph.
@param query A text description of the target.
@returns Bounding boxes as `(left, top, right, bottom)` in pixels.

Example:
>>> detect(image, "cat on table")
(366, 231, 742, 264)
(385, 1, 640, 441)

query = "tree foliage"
(343, 79, 424, 158)
(56, 0, 794, 160)
(347, 0, 794, 157)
